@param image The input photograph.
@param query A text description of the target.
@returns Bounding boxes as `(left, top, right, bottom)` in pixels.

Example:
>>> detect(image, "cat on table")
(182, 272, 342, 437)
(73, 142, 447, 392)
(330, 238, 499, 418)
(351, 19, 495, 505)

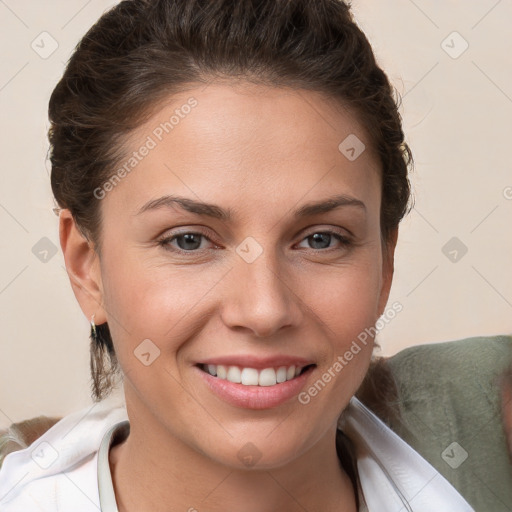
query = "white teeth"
(203, 363, 309, 386)
(276, 366, 287, 383)
(216, 365, 227, 379)
(241, 368, 259, 385)
(259, 368, 277, 386)
(226, 366, 241, 383)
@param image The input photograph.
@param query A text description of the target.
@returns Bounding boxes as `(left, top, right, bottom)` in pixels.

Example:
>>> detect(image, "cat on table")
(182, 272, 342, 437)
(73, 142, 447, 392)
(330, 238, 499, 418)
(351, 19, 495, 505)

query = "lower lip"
(195, 365, 315, 410)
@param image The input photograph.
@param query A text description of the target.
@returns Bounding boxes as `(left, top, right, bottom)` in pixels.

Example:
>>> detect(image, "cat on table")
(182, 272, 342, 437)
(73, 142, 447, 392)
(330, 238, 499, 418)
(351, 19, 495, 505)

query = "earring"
(90, 314, 97, 339)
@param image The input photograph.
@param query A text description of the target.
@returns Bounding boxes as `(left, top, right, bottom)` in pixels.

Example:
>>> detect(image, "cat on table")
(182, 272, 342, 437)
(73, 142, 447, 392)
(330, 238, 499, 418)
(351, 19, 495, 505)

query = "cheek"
(307, 256, 383, 385)
(291, 262, 382, 420)
(99, 251, 222, 368)
(312, 255, 384, 337)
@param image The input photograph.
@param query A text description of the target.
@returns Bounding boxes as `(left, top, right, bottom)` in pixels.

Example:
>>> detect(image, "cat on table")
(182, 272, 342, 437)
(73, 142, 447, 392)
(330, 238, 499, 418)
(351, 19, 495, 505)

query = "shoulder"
(0, 415, 62, 469)
(385, 335, 512, 510)
(386, 334, 512, 435)
(387, 334, 512, 383)
(341, 397, 475, 511)
(0, 402, 127, 511)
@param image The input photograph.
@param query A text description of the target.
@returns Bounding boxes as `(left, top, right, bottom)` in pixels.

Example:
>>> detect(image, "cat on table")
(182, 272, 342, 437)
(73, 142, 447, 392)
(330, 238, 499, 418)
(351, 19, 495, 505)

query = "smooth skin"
(59, 81, 398, 512)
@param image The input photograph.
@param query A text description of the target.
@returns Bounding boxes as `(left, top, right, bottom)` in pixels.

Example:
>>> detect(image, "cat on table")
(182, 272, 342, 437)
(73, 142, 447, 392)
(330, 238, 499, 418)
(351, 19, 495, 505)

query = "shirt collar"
(97, 397, 474, 511)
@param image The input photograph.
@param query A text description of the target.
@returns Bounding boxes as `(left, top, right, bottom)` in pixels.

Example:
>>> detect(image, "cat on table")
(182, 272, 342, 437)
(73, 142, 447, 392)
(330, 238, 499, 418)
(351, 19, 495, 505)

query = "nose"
(220, 249, 303, 338)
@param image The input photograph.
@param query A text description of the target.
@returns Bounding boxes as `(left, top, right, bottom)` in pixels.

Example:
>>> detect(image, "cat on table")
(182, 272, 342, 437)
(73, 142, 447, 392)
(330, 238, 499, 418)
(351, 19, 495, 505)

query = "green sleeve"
(386, 335, 512, 512)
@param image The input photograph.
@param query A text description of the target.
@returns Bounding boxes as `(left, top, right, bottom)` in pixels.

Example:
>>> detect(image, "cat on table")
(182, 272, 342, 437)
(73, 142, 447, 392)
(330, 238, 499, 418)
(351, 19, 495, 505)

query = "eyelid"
(294, 228, 352, 250)
(156, 225, 218, 242)
(156, 224, 351, 241)
(156, 225, 353, 254)
(300, 224, 352, 238)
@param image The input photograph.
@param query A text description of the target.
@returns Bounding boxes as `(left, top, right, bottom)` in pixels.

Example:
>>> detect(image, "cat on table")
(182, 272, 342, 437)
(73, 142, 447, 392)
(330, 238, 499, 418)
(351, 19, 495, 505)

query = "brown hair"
(47, 1, 413, 497)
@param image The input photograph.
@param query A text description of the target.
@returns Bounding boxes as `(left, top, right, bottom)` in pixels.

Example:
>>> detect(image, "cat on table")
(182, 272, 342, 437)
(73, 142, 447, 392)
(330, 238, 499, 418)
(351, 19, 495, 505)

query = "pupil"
(310, 233, 330, 249)
(178, 234, 201, 251)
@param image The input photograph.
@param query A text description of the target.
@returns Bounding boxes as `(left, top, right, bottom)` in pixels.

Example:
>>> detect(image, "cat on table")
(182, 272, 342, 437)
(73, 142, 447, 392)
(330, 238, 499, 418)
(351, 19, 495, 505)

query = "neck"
(109, 391, 358, 512)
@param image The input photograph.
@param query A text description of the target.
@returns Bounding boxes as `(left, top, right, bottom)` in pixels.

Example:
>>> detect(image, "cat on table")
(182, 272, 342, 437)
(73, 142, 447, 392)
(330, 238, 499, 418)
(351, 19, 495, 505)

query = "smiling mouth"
(197, 363, 316, 387)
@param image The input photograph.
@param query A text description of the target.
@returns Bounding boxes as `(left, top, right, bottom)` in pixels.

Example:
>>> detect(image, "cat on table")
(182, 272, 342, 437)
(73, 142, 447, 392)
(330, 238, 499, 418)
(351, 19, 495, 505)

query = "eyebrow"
(136, 193, 366, 220)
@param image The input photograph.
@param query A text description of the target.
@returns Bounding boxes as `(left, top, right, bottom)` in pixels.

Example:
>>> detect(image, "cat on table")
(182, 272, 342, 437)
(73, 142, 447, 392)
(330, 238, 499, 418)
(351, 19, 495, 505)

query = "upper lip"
(196, 355, 316, 370)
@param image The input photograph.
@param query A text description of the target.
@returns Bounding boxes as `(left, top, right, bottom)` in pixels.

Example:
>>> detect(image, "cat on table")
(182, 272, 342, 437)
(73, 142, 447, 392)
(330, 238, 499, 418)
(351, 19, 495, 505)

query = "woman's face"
(66, 81, 395, 468)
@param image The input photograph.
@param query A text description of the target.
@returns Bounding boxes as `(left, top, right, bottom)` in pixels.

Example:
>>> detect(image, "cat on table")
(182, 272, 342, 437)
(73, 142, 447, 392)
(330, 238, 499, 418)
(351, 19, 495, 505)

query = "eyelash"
(156, 229, 352, 254)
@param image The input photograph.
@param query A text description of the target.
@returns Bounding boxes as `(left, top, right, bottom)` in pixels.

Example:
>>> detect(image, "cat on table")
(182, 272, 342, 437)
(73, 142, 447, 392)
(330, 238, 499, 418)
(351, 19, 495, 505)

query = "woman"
(0, 0, 475, 510)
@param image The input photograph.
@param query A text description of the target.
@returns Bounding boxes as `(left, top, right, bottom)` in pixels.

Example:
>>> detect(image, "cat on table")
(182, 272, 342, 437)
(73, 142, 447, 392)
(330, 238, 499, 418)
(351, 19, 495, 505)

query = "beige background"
(1, 0, 511, 427)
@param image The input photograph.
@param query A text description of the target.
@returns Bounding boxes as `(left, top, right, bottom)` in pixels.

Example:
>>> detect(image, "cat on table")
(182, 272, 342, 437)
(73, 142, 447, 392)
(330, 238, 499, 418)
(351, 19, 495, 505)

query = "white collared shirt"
(0, 397, 475, 511)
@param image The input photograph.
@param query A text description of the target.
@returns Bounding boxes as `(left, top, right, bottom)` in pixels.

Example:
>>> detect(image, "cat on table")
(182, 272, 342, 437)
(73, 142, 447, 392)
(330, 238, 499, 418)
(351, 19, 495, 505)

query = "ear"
(377, 227, 398, 317)
(59, 209, 107, 324)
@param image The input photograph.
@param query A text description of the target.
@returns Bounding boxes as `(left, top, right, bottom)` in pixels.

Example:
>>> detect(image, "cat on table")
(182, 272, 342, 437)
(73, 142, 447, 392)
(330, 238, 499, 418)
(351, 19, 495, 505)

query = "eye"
(157, 228, 352, 254)
(296, 230, 352, 251)
(157, 231, 215, 252)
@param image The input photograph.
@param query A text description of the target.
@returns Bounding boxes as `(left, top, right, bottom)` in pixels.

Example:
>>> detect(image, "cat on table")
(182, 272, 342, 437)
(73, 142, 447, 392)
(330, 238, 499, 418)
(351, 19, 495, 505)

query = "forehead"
(133, 80, 376, 159)
(105, 81, 381, 218)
